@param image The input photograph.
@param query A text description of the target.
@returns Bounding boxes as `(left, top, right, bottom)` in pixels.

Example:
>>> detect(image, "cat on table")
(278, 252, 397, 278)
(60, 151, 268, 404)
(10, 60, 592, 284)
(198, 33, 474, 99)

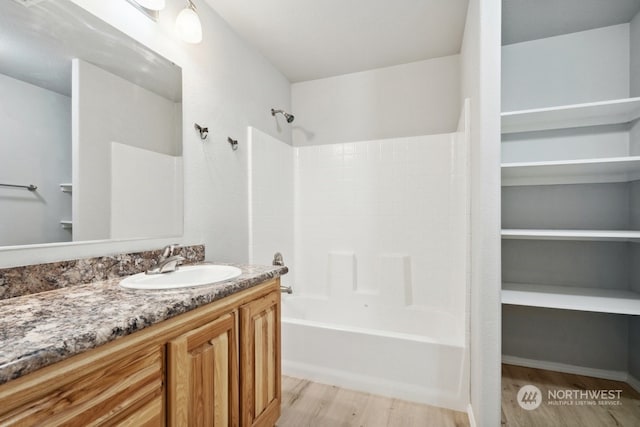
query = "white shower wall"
(294, 134, 468, 316)
(248, 127, 295, 290)
(249, 122, 469, 323)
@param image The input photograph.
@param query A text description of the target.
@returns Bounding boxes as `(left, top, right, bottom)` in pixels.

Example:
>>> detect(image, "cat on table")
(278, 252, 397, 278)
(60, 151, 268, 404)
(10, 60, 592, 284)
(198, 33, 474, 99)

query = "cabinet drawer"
(0, 344, 164, 426)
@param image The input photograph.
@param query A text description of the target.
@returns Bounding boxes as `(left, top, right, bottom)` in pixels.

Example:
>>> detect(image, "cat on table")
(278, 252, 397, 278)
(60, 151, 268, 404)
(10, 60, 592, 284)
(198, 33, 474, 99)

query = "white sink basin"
(119, 264, 242, 290)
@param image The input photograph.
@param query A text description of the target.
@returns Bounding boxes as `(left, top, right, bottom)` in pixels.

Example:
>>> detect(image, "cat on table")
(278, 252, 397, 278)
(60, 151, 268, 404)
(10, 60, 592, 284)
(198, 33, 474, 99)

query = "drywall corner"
(460, 0, 502, 425)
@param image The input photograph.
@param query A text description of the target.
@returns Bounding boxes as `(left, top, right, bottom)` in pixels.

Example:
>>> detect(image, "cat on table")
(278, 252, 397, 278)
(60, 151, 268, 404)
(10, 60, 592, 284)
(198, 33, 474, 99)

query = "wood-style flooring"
(502, 364, 640, 427)
(278, 376, 470, 427)
(278, 365, 640, 427)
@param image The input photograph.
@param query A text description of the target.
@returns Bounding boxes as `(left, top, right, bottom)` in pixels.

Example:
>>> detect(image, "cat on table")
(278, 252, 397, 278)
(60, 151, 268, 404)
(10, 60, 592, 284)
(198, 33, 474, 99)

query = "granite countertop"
(0, 264, 287, 386)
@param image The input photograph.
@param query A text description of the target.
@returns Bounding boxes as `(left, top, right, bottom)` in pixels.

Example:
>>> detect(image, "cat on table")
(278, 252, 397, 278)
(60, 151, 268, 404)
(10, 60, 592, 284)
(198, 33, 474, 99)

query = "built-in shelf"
(502, 229, 640, 242)
(501, 156, 640, 186)
(59, 183, 72, 193)
(501, 97, 640, 134)
(60, 220, 72, 230)
(502, 282, 640, 315)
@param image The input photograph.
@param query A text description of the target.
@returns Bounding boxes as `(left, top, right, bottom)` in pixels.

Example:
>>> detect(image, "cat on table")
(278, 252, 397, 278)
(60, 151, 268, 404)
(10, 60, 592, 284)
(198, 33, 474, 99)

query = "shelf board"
(502, 282, 640, 315)
(502, 156, 640, 186)
(59, 183, 72, 193)
(502, 229, 640, 242)
(60, 220, 72, 230)
(501, 97, 640, 134)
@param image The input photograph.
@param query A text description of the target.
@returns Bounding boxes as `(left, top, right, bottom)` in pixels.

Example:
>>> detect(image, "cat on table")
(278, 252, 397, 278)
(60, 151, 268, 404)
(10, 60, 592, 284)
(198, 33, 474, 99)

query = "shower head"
(271, 108, 295, 123)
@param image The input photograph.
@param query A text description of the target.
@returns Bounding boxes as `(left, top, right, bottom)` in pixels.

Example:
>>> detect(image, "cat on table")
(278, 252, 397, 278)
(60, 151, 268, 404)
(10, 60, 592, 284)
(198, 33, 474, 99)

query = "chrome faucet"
(146, 244, 185, 274)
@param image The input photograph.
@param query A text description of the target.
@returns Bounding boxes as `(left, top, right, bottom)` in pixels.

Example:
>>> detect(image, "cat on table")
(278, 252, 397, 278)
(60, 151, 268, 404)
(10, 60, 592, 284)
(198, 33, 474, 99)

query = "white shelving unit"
(502, 156, 640, 186)
(502, 283, 640, 316)
(501, 97, 640, 134)
(500, 14, 640, 391)
(502, 229, 640, 242)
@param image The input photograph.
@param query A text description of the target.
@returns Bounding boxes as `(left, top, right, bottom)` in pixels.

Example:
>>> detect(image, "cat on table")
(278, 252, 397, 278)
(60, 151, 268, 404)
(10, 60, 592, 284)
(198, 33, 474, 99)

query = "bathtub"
(281, 296, 469, 411)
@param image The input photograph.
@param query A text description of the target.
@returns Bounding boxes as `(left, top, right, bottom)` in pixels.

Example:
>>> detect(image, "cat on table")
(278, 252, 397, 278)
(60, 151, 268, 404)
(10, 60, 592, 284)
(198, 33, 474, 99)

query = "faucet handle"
(272, 252, 284, 266)
(161, 243, 181, 258)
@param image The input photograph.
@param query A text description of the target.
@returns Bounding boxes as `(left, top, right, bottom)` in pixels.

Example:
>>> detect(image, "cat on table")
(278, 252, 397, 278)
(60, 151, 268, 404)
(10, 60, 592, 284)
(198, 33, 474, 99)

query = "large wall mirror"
(0, 0, 183, 248)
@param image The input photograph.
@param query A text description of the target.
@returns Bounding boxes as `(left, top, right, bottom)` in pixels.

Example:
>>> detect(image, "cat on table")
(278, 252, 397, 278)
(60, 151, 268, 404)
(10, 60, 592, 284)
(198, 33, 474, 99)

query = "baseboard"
(502, 355, 628, 382)
(282, 359, 469, 412)
(466, 404, 477, 427)
(627, 374, 640, 394)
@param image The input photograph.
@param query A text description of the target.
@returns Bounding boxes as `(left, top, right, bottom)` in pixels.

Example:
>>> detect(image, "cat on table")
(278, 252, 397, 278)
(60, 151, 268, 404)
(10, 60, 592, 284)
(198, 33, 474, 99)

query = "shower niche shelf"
(501, 156, 640, 186)
(502, 283, 640, 316)
(501, 96, 640, 134)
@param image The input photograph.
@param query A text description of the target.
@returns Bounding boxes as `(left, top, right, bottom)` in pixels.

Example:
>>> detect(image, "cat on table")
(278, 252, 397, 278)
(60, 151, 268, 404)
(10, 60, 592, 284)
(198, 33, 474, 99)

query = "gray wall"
(502, 24, 629, 111)
(631, 182, 640, 381)
(630, 9, 640, 97)
(631, 181, 640, 230)
(0, 73, 71, 246)
(502, 240, 630, 290)
(502, 183, 630, 230)
(503, 306, 629, 371)
(630, 316, 640, 380)
(501, 124, 630, 163)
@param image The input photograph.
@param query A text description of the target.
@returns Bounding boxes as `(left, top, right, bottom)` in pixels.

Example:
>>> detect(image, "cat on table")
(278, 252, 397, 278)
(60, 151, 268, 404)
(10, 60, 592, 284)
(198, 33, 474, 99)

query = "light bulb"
(134, 0, 166, 11)
(176, 4, 203, 44)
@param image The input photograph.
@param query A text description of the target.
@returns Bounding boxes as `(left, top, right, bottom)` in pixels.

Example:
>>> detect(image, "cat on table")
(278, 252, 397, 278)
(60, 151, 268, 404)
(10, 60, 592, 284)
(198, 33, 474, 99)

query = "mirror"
(0, 0, 183, 248)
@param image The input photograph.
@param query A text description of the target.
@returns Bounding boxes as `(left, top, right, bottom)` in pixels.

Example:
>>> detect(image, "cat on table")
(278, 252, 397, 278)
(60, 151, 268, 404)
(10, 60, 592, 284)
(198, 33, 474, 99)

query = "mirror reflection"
(0, 0, 183, 247)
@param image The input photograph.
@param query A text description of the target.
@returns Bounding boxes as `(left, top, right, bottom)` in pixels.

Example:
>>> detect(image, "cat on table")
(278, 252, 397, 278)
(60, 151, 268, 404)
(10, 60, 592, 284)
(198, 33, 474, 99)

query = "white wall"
(110, 143, 183, 239)
(0, 0, 291, 267)
(0, 73, 71, 246)
(291, 56, 460, 146)
(460, 0, 502, 425)
(502, 24, 630, 111)
(72, 59, 180, 241)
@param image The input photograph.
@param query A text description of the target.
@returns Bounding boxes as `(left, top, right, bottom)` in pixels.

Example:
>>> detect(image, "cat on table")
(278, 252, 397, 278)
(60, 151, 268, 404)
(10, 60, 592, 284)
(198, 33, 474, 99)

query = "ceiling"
(204, 0, 469, 83)
(503, 0, 640, 45)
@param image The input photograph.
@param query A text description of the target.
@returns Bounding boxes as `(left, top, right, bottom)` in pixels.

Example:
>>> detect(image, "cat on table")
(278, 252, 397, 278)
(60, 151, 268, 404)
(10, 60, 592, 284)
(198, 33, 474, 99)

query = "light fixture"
(176, 0, 203, 44)
(134, 0, 166, 11)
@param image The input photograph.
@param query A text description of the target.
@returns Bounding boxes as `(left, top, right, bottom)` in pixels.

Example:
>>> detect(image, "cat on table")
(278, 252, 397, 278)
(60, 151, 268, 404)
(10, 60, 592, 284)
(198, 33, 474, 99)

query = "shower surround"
(248, 101, 470, 410)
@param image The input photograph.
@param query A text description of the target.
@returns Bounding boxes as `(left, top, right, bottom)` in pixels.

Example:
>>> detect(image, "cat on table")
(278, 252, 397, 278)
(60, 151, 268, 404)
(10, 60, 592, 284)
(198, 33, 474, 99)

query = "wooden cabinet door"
(240, 290, 281, 427)
(167, 312, 239, 426)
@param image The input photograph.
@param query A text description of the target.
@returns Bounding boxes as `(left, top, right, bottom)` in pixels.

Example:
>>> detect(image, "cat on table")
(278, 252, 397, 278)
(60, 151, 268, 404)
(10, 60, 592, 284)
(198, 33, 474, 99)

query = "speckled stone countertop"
(0, 264, 287, 386)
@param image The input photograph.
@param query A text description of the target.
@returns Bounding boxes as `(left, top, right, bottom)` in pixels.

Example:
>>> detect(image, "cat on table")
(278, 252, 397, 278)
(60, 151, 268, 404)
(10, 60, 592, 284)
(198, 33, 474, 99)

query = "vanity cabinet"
(240, 291, 281, 427)
(0, 278, 281, 427)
